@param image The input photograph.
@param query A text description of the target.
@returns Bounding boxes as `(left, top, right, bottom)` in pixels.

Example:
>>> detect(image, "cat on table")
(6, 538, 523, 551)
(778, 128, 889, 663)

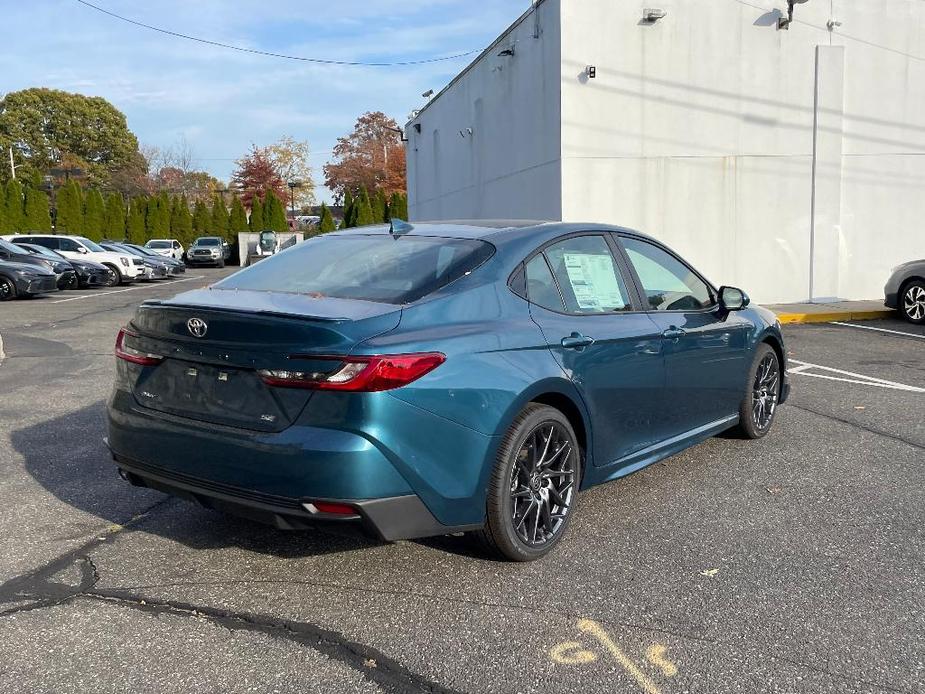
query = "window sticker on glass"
(562, 253, 627, 312)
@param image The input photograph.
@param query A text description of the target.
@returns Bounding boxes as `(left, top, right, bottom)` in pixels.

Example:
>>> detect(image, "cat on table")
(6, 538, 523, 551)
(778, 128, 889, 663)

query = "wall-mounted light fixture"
(413, 123, 422, 134)
(778, 0, 810, 30)
(421, 89, 434, 98)
(826, 18, 842, 30)
(459, 127, 473, 138)
(642, 8, 667, 22)
(497, 47, 515, 57)
(586, 65, 597, 79)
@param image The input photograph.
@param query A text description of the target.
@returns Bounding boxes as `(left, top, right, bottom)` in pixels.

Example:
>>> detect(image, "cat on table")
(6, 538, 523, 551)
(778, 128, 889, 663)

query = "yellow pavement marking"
(577, 619, 663, 694)
(645, 644, 678, 677)
(776, 309, 893, 324)
(549, 641, 598, 665)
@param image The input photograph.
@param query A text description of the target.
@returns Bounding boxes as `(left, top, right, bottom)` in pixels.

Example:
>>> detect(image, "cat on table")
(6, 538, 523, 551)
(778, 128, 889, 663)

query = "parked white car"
(2, 234, 143, 286)
(145, 238, 185, 261)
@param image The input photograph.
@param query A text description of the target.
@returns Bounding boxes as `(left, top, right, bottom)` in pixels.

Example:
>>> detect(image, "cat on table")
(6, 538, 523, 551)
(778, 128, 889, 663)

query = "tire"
(475, 404, 582, 561)
(217, 258, 225, 268)
(103, 264, 121, 287)
(0, 276, 17, 301)
(735, 343, 781, 439)
(900, 279, 925, 325)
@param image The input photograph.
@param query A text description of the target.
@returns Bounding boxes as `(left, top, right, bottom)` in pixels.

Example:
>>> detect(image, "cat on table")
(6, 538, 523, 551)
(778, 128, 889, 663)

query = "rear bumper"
(112, 452, 478, 541)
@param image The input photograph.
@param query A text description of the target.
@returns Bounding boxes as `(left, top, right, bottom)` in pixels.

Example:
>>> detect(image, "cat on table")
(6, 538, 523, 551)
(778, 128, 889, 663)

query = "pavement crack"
(789, 403, 925, 451)
(78, 590, 459, 694)
(0, 497, 458, 694)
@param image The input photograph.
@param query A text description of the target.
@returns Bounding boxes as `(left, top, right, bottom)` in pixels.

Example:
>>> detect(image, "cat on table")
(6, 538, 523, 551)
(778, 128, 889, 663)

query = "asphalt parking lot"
(0, 273, 922, 694)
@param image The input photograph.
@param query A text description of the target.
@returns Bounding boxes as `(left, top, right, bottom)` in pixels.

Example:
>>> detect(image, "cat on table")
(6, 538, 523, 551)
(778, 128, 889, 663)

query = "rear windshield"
(215, 234, 494, 304)
(147, 241, 171, 249)
(196, 238, 221, 246)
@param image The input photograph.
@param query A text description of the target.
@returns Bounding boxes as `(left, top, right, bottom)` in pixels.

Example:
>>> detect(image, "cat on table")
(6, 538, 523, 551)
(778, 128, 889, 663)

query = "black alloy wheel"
(477, 404, 581, 561)
(736, 343, 781, 439)
(0, 276, 16, 301)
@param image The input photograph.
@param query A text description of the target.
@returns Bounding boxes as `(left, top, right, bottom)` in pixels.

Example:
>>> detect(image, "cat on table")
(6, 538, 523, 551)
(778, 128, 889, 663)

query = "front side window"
(75, 237, 106, 253)
(216, 234, 494, 305)
(622, 237, 714, 311)
(541, 236, 632, 314)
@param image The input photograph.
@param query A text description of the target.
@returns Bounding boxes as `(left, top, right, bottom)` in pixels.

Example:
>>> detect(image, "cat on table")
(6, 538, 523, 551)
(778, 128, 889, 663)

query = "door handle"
(662, 327, 686, 340)
(561, 332, 595, 350)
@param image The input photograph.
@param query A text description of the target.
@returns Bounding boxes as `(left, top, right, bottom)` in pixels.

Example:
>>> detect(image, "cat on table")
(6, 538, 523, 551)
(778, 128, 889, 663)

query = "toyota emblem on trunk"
(187, 318, 208, 338)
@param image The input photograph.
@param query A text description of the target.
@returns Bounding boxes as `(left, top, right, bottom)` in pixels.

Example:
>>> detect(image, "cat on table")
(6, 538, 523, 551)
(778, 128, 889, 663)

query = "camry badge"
(187, 318, 208, 338)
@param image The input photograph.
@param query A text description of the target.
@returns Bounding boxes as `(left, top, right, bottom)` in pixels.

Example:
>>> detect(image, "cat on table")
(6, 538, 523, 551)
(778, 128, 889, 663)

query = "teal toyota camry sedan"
(107, 221, 788, 561)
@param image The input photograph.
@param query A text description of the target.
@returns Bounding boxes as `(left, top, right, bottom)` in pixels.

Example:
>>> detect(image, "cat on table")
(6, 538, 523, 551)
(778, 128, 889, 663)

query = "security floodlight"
(642, 8, 667, 22)
(422, 89, 434, 98)
(778, 0, 810, 30)
(497, 47, 515, 57)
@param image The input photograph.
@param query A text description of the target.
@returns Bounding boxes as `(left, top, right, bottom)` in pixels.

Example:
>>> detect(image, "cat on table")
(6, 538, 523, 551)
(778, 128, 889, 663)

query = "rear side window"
(525, 255, 565, 312)
(216, 234, 494, 305)
(58, 238, 81, 252)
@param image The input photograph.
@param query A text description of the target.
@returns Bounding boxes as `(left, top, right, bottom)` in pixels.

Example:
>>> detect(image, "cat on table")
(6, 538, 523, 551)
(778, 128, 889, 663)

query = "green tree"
(371, 189, 388, 224)
(55, 181, 83, 234)
(264, 189, 288, 232)
(172, 195, 194, 243)
(145, 192, 170, 239)
(389, 191, 408, 221)
(355, 187, 374, 226)
(192, 200, 210, 236)
(0, 88, 140, 186)
(103, 192, 126, 240)
(82, 188, 105, 240)
(210, 194, 229, 239)
(22, 185, 52, 231)
(249, 196, 264, 231)
(228, 195, 247, 235)
(318, 202, 336, 233)
(125, 197, 146, 244)
(341, 189, 355, 228)
(4, 179, 24, 232)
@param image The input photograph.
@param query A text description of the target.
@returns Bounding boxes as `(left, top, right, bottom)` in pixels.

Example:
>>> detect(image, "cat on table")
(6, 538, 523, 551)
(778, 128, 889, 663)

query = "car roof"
(332, 220, 656, 243)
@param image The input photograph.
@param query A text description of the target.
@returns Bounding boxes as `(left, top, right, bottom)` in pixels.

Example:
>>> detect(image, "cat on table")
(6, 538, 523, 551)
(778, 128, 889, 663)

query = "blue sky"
(0, 0, 529, 202)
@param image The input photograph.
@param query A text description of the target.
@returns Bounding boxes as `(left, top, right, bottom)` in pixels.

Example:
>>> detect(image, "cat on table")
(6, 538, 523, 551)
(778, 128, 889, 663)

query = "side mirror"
(77, 246, 89, 254)
(719, 286, 749, 311)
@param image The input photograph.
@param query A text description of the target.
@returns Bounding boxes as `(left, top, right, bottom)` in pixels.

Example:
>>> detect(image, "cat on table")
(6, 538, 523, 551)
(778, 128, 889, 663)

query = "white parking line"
(831, 321, 925, 340)
(789, 359, 925, 393)
(49, 275, 205, 304)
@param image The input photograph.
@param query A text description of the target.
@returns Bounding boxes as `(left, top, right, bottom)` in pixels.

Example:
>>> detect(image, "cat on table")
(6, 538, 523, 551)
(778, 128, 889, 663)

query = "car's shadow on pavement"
(12, 400, 491, 560)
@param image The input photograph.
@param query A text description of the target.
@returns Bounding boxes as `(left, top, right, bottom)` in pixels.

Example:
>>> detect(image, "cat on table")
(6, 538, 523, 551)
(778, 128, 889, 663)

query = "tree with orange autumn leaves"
(323, 111, 406, 203)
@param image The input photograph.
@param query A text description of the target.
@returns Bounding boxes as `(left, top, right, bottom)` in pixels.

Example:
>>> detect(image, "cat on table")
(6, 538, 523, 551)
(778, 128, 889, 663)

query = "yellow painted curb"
(775, 309, 894, 325)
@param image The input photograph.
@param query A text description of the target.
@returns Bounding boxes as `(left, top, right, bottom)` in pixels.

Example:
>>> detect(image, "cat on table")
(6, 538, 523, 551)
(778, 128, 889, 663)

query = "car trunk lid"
(125, 288, 400, 432)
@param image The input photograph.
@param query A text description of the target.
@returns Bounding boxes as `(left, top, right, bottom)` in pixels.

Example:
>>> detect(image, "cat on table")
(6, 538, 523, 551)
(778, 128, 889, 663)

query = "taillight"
(258, 353, 445, 392)
(115, 328, 164, 366)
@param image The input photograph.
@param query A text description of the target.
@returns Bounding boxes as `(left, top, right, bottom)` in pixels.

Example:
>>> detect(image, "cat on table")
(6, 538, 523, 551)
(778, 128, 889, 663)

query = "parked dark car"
(884, 260, 925, 324)
(108, 221, 788, 561)
(186, 237, 228, 268)
(16, 243, 113, 288)
(121, 242, 186, 275)
(100, 242, 169, 281)
(0, 238, 75, 290)
(0, 258, 58, 300)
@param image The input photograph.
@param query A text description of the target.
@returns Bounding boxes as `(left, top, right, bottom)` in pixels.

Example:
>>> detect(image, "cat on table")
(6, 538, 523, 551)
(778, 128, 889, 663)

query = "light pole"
(287, 181, 302, 220)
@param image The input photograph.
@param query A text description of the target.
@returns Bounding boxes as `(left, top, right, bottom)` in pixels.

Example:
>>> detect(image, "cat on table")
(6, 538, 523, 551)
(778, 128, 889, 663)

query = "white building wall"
(407, 0, 562, 221)
(408, 0, 925, 304)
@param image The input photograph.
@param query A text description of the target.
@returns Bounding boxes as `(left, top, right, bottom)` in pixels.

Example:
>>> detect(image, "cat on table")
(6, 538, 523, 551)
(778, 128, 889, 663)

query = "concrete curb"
(774, 309, 895, 325)
(0, 332, 4, 361)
